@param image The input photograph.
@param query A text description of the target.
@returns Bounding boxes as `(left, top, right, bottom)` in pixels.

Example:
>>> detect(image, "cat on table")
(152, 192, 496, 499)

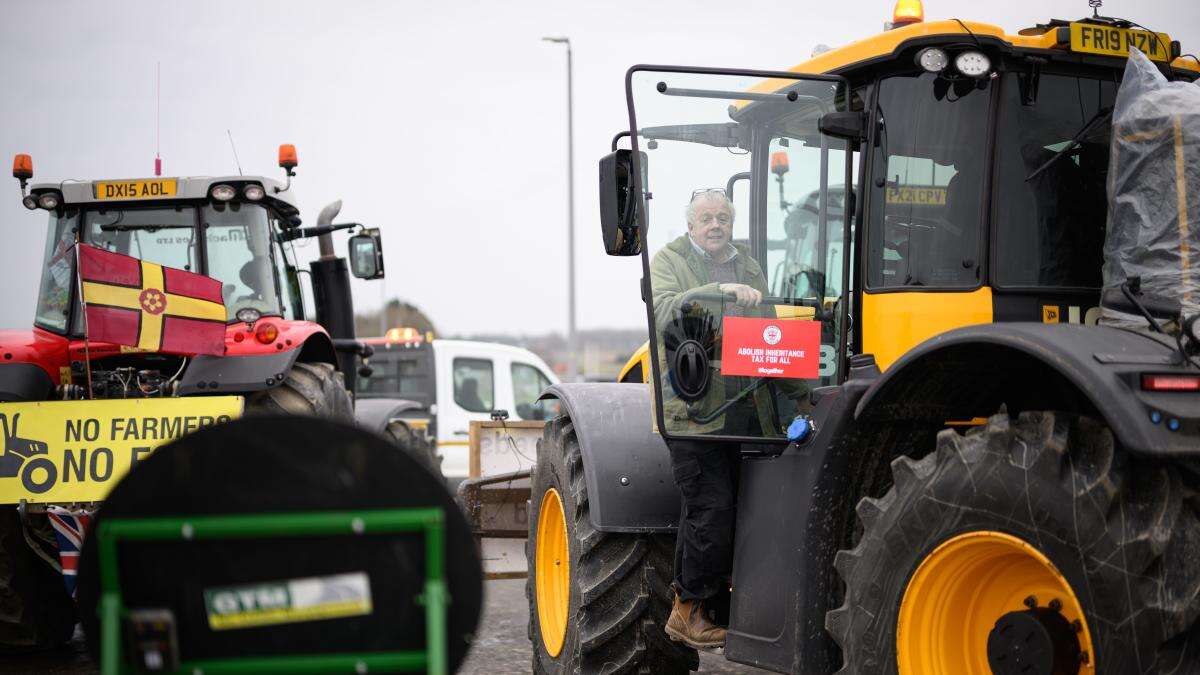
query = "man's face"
(687, 196, 734, 257)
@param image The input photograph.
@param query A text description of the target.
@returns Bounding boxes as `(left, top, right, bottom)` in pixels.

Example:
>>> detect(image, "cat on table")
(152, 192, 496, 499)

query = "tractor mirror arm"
(279, 222, 360, 242)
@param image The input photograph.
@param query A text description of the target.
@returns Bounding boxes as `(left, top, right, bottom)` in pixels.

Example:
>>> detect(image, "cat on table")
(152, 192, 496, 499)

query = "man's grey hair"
(685, 190, 735, 226)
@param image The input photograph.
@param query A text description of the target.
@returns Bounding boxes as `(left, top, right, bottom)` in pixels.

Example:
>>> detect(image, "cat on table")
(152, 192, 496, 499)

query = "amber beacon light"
(892, 0, 925, 26)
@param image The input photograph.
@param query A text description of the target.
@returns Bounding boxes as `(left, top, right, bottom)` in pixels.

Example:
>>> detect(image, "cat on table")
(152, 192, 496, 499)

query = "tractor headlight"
(243, 184, 265, 201)
(211, 184, 237, 201)
(954, 50, 991, 78)
(37, 193, 60, 210)
(22, 195, 38, 210)
(236, 307, 261, 325)
(916, 47, 949, 73)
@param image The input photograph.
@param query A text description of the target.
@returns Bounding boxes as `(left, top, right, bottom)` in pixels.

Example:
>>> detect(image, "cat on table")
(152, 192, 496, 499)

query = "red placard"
(719, 317, 820, 379)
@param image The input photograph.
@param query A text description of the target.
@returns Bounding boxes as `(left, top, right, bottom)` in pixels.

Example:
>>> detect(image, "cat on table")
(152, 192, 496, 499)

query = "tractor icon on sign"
(0, 413, 57, 494)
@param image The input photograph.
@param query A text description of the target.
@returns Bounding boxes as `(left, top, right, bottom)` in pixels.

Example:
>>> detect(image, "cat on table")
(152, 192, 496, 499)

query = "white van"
(355, 333, 560, 481)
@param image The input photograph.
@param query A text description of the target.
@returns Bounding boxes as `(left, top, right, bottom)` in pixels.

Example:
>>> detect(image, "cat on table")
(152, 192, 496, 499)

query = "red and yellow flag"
(78, 244, 227, 356)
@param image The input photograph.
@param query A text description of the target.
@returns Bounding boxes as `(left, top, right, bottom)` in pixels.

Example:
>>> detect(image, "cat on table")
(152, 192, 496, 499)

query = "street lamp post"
(542, 36, 577, 382)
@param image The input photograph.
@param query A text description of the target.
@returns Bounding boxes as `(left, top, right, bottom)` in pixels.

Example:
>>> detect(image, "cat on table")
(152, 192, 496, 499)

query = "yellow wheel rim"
(535, 487, 570, 657)
(897, 531, 1095, 675)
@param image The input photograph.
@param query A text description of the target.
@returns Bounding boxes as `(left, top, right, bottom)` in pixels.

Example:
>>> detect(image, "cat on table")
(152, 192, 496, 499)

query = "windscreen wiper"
(99, 224, 192, 232)
(1025, 107, 1113, 182)
(686, 377, 769, 424)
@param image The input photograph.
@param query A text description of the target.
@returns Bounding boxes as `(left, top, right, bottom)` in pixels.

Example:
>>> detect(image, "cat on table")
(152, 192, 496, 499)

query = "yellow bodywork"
(862, 288, 994, 371)
(618, 342, 651, 384)
(785, 19, 1198, 77)
(897, 530, 1095, 674)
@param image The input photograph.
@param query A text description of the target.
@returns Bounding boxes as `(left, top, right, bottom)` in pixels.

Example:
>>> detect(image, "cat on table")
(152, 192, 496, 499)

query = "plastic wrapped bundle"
(1102, 48, 1200, 328)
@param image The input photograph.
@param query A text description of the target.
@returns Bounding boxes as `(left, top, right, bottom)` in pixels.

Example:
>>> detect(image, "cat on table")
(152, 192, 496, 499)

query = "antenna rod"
(227, 130, 243, 176)
(155, 62, 162, 176)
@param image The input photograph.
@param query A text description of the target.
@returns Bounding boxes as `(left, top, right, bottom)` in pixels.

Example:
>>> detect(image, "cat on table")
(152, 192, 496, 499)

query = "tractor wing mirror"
(598, 149, 645, 257)
(818, 111, 867, 142)
(348, 228, 385, 280)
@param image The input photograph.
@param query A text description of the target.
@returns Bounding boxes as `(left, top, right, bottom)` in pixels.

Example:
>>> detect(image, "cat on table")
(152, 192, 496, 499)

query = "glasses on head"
(690, 188, 727, 200)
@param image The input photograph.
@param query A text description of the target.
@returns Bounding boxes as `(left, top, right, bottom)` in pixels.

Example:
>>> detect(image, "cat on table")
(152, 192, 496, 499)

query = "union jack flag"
(47, 507, 92, 598)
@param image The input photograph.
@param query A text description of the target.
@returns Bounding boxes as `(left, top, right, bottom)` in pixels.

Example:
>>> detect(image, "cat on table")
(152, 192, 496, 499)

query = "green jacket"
(650, 234, 790, 436)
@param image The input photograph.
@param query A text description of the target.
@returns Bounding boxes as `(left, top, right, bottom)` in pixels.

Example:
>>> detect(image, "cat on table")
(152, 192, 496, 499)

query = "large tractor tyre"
(827, 411, 1200, 675)
(526, 415, 698, 674)
(385, 421, 443, 478)
(0, 509, 76, 652)
(246, 361, 352, 420)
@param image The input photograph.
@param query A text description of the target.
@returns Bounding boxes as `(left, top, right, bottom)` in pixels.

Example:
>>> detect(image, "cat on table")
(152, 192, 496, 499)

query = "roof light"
(1142, 374, 1200, 392)
(243, 184, 265, 201)
(955, 50, 992, 78)
(892, 0, 924, 26)
(22, 195, 37, 210)
(770, 151, 790, 176)
(37, 193, 60, 210)
(278, 144, 298, 171)
(916, 47, 949, 72)
(211, 184, 236, 201)
(385, 327, 421, 342)
(12, 154, 32, 180)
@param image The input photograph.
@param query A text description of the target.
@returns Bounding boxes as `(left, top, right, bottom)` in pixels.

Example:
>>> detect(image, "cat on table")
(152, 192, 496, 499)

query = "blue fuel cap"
(788, 417, 812, 442)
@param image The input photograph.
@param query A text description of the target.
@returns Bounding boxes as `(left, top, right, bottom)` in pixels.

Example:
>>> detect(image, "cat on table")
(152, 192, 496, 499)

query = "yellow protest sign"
(0, 397, 243, 504)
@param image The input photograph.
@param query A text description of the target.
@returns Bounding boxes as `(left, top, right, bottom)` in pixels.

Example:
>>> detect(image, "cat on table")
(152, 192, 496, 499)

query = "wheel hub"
(896, 531, 1095, 675)
(987, 602, 1082, 675)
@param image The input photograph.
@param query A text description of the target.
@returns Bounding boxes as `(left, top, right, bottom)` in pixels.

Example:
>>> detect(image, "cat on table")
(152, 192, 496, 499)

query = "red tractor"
(0, 146, 386, 650)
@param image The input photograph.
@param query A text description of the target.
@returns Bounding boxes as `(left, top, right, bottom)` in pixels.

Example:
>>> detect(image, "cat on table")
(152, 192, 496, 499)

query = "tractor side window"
(866, 72, 991, 289)
(993, 73, 1116, 288)
(453, 358, 494, 413)
(34, 210, 79, 333)
(268, 216, 301, 319)
(204, 203, 282, 320)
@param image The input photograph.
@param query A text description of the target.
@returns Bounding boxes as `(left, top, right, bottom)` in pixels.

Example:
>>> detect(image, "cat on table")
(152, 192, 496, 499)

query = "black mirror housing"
(598, 149, 645, 257)
(348, 228, 385, 280)
(818, 111, 867, 143)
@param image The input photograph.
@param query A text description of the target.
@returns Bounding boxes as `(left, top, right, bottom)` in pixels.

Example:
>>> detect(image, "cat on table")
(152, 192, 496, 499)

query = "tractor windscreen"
(81, 203, 288, 322)
(630, 68, 850, 440)
(34, 209, 79, 333)
(864, 72, 990, 290)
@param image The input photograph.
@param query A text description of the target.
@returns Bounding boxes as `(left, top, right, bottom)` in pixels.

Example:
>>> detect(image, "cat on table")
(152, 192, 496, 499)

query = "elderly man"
(650, 188, 780, 649)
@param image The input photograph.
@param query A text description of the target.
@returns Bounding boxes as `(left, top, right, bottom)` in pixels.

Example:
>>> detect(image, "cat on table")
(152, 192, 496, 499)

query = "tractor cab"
(600, 8, 1200, 445)
(16, 146, 383, 343)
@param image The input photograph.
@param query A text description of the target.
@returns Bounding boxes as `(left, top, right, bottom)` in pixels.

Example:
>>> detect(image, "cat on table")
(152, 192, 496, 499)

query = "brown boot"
(665, 593, 727, 649)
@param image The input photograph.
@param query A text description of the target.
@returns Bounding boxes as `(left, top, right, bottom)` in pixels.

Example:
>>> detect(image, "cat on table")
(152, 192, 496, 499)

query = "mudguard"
(539, 383, 679, 533)
(0, 364, 54, 403)
(855, 323, 1200, 456)
(354, 398, 426, 434)
(177, 349, 301, 396)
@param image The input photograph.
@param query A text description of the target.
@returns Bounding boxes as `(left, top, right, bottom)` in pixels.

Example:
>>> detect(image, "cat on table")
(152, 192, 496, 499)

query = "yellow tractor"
(528, 2, 1200, 673)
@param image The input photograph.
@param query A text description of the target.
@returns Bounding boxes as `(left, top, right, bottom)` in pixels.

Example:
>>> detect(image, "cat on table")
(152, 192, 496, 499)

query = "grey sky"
(2, 0, 1197, 336)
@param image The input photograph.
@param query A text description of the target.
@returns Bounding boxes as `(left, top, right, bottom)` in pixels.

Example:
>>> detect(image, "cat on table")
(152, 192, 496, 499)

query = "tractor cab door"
(625, 67, 852, 444)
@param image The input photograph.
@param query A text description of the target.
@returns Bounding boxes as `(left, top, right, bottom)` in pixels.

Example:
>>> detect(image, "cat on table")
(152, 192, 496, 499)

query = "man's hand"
(718, 283, 763, 307)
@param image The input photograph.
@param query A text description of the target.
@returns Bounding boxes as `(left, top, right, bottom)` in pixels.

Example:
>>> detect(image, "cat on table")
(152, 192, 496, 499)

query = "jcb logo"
(1042, 305, 1101, 325)
(0, 413, 56, 494)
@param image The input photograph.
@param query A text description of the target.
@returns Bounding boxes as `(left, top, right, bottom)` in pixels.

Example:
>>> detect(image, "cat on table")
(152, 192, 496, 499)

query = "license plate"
(886, 186, 947, 206)
(0, 396, 243, 504)
(1069, 23, 1172, 62)
(93, 178, 178, 201)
